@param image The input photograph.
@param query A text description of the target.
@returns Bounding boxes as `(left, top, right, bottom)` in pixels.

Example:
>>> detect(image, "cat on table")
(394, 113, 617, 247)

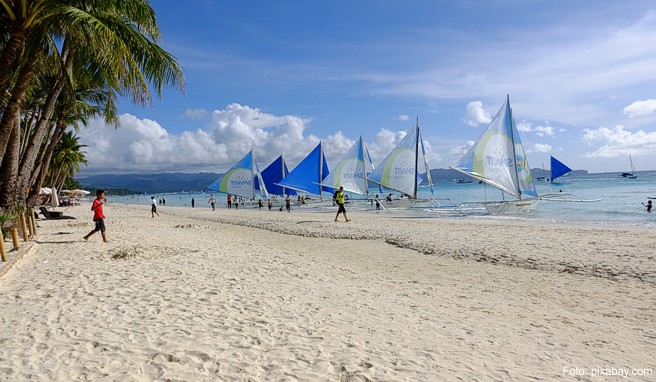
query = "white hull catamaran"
(451, 95, 539, 215)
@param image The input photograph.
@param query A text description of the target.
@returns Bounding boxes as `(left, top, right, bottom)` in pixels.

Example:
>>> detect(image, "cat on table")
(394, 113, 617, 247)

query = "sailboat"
(621, 156, 637, 179)
(276, 142, 333, 197)
(207, 150, 268, 199)
(366, 119, 437, 209)
(322, 135, 375, 198)
(550, 155, 573, 183)
(451, 95, 539, 215)
(257, 154, 297, 197)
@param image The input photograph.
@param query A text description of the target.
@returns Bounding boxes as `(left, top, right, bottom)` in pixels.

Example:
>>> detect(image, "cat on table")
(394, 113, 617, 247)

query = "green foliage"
(0, 211, 16, 240)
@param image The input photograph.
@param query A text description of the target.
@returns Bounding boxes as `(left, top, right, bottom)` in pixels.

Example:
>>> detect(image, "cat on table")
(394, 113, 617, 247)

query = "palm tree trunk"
(26, 120, 67, 205)
(15, 43, 74, 205)
(0, 28, 27, 97)
(0, 114, 22, 209)
(0, 49, 40, 169)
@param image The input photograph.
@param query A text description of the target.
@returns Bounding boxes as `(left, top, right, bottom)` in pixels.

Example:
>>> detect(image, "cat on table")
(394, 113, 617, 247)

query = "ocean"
(106, 171, 656, 228)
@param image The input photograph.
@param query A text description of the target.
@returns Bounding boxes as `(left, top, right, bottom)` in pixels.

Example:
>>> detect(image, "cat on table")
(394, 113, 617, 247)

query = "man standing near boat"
(333, 186, 350, 222)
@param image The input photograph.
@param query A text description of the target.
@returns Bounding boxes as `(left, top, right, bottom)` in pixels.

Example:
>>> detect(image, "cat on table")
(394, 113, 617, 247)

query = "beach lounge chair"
(39, 206, 76, 220)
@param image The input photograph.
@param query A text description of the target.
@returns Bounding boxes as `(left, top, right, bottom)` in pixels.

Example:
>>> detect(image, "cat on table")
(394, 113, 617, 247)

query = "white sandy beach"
(0, 203, 655, 381)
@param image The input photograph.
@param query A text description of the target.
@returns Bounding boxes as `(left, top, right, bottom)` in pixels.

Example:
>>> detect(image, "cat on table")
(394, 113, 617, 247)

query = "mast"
(319, 142, 323, 195)
(507, 94, 522, 199)
(280, 153, 286, 196)
(413, 117, 419, 199)
(360, 135, 369, 197)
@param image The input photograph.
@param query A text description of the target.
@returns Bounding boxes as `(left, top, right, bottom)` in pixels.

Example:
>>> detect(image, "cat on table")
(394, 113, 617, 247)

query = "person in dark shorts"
(333, 186, 350, 222)
(151, 196, 159, 217)
(285, 195, 291, 213)
(84, 189, 108, 242)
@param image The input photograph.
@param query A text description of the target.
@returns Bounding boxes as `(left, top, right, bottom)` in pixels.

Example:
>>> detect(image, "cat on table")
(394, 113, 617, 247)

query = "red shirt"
(92, 198, 105, 220)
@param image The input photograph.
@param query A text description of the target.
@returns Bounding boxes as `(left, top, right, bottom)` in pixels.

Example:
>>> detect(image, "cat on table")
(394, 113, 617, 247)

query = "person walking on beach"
(285, 195, 291, 213)
(227, 195, 232, 209)
(209, 193, 216, 211)
(191, 197, 195, 208)
(258, 199, 263, 210)
(642, 199, 652, 212)
(334, 186, 350, 222)
(83, 189, 108, 242)
(374, 194, 381, 210)
(268, 199, 273, 211)
(151, 196, 159, 218)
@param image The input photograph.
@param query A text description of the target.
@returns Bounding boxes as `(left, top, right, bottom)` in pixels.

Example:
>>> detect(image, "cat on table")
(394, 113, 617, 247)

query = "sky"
(77, 0, 656, 176)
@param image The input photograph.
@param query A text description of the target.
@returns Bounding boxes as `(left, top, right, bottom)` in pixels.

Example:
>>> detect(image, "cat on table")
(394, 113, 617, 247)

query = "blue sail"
(259, 155, 297, 196)
(550, 156, 572, 182)
(276, 143, 333, 196)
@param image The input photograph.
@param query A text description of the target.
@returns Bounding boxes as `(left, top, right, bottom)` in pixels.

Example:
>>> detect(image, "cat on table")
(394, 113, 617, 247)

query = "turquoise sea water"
(106, 171, 656, 228)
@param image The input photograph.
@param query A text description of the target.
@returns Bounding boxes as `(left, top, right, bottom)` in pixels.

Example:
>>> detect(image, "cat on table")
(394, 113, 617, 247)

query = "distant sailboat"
(550, 156, 573, 183)
(450, 95, 539, 215)
(258, 154, 297, 197)
(276, 142, 333, 196)
(322, 135, 375, 197)
(207, 150, 268, 199)
(621, 156, 637, 179)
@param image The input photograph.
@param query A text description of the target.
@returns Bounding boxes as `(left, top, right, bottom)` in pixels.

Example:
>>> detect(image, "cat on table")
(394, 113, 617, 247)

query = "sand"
(0, 203, 654, 381)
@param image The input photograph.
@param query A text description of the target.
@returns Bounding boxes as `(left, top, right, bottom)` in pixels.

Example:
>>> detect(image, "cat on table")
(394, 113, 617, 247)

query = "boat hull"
(483, 199, 538, 215)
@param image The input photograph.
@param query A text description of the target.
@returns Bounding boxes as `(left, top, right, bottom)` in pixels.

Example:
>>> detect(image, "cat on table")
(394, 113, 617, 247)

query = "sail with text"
(451, 95, 537, 199)
(207, 150, 268, 199)
(367, 121, 430, 199)
(323, 136, 375, 197)
(276, 142, 333, 196)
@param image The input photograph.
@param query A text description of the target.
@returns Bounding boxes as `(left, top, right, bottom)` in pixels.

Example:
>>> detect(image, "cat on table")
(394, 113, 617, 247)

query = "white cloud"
(450, 141, 474, 155)
(463, 101, 491, 127)
(528, 143, 552, 153)
(184, 108, 209, 120)
(623, 99, 656, 118)
(517, 121, 555, 137)
(77, 104, 441, 174)
(397, 114, 410, 121)
(582, 125, 656, 157)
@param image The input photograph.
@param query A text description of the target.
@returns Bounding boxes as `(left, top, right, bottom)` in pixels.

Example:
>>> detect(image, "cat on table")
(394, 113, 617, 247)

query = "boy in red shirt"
(83, 189, 108, 242)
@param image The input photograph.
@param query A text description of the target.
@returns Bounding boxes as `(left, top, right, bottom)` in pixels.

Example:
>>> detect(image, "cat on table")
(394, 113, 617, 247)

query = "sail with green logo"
(207, 150, 268, 199)
(367, 121, 429, 199)
(450, 95, 538, 214)
(323, 136, 374, 197)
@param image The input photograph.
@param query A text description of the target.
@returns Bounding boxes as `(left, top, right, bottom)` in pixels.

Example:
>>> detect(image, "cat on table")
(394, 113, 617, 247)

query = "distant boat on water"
(454, 178, 473, 184)
(621, 156, 637, 179)
(550, 155, 573, 183)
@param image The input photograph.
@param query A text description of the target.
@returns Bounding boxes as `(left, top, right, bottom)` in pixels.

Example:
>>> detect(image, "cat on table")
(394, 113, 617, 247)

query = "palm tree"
(0, 0, 185, 208)
(45, 131, 88, 191)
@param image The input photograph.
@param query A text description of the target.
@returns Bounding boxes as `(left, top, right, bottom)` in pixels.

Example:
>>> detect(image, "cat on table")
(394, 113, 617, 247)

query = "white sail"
(368, 120, 430, 199)
(207, 150, 268, 199)
(323, 136, 374, 196)
(451, 95, 537, 199)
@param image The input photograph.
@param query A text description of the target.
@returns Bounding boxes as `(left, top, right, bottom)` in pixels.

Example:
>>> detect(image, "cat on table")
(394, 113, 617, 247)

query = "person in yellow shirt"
(333, 186, 350, 222)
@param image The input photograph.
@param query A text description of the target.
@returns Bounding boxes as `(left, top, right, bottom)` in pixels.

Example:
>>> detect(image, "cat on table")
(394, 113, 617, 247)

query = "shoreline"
(0, 203, 654, 380)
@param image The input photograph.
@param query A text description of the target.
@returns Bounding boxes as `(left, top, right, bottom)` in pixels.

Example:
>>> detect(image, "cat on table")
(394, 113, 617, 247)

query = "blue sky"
(79, 0, 656, 175)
